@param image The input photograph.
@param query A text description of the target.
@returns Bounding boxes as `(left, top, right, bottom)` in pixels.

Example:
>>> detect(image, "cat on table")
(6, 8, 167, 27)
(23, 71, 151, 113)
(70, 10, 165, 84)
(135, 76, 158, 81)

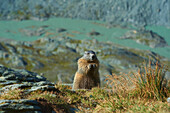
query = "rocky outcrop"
(0, 0, 169, 27)
(0, 65, 56, 94)
(120, 30, 168, 48)
(0, 65, 60, 112)
(0, 99, 41, 112)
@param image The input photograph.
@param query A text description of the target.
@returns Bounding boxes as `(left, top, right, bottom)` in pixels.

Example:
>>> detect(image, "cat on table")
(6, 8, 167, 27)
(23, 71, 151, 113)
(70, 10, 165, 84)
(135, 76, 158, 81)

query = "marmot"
(72, 50, 100, 90)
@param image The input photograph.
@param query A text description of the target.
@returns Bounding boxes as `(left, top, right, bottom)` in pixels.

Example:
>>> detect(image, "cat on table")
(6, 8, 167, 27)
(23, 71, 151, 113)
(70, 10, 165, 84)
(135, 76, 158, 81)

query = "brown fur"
(72, 58, 100, 89)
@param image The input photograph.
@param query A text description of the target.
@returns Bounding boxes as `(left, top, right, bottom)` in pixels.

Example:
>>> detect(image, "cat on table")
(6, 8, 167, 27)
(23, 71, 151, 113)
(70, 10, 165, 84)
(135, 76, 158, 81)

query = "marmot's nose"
(92, 55, 95, 60)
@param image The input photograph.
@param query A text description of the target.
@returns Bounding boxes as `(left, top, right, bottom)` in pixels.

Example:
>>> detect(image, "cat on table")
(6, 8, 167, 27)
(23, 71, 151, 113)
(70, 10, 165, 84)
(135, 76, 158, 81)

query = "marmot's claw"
(88, 64, 96, 69)
(92, 64, 96, 68)
(88, 64, 93, 69)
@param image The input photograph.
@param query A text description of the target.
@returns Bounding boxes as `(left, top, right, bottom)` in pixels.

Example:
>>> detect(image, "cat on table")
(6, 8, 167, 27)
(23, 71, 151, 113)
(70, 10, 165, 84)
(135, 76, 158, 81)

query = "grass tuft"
(134, 61, 169, 101)
(106, 60, 169, 101)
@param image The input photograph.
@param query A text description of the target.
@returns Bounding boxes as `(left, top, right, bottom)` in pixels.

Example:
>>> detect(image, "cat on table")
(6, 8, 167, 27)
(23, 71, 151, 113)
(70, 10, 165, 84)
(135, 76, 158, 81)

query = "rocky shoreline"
(120, 29, 168, 48)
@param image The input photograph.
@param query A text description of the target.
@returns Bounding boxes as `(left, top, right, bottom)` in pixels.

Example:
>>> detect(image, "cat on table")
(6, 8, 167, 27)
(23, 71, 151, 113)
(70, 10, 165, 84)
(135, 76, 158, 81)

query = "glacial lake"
(0, 18, 169, 58)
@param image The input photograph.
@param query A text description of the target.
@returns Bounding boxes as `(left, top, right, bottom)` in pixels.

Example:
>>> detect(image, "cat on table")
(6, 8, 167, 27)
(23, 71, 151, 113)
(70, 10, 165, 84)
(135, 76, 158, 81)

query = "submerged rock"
(88, 30, 101, 36)
(56, 28, 67, 33)
(20, 27, 46, 37)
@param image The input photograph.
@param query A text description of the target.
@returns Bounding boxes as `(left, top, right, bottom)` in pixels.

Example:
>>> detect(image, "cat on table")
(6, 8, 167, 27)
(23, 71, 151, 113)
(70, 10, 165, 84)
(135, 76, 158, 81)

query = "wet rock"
(56, 28, 67, 33)
(20, 27, 46, 37)
(89, 30, 100, 36)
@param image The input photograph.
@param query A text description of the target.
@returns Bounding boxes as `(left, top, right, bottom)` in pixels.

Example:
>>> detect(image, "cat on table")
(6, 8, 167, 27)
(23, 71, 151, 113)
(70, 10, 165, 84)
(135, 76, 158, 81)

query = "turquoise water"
(0, 18, 169, 58)
(0, 18, 129, 41)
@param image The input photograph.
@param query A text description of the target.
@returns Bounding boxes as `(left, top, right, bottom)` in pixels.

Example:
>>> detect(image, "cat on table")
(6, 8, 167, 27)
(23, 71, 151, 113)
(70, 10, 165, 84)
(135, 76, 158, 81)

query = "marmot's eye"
(87, 53, 90, 55)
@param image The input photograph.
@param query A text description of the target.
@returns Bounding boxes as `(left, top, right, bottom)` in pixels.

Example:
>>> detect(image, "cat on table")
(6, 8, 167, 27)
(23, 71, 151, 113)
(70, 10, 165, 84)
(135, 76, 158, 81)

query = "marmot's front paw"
(92, 64, 96, 68)
(88, 64, 96, 69)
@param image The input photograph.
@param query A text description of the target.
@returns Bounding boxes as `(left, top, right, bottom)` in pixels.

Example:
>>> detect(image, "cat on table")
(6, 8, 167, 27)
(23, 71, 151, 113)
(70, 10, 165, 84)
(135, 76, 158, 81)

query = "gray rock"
(32, 62, 44, 69)
(56, 28, 67, 33)
(10, 56, 27, 67)
(0, 66, 59, 113)
(0, 0, 169, 27)
(27, 85, 55, 93)
(17, 47, 33, 55)
(46, 43, 59, 52)
(0, 99, 41, 112)
(36, 37, 55, 44)
(89, 31, 100, 36)
(165, 71, 170, 80)
(120, 30, 168, 48)
(167, 97, 170, 103)
(0, 80, 18, 85)
(0, 51, 9, 59)
(39, 50, 53, 56)
(66, 42, 78, 49)
(20, 27, 45, 37)
(1, 84, 30, 92)
(28, 58, 44, 69)
(0, 65, 55, 94)
(56, 46, 68, 53)
(0, 43, 6, 51)
(4, 43, 17, 53)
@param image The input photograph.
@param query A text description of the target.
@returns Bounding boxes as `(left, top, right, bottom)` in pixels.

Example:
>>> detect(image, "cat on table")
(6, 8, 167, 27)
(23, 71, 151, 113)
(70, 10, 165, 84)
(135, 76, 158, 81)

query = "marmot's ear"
(84, 51, 88, 54)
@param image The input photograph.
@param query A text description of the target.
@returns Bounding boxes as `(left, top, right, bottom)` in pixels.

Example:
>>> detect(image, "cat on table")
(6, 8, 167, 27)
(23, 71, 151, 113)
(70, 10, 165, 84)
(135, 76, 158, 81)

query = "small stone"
(167, 97, 170, 103)
(89, 30, 100, 36)
(56, 28, 67, 33)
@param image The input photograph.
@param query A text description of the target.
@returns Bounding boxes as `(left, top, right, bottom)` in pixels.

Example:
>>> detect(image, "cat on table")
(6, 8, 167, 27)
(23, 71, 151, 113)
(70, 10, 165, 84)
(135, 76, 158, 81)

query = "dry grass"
(0, 60, 169, 113)
(97, 60, 170, 112)
(133, 61, 169, 101)
(0, 89, 24, 100)
(105, 60, 169, 101)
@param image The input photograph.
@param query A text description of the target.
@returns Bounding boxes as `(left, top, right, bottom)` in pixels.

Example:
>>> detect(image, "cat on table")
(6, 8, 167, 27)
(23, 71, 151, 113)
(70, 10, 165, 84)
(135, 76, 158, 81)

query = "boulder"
(0, 65, 56, 94)
(0, 65, 59, 112)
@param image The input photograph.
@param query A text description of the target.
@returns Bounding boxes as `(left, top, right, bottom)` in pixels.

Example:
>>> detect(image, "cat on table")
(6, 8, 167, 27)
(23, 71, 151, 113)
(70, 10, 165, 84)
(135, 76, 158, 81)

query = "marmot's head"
(82, 50, 97, 61)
